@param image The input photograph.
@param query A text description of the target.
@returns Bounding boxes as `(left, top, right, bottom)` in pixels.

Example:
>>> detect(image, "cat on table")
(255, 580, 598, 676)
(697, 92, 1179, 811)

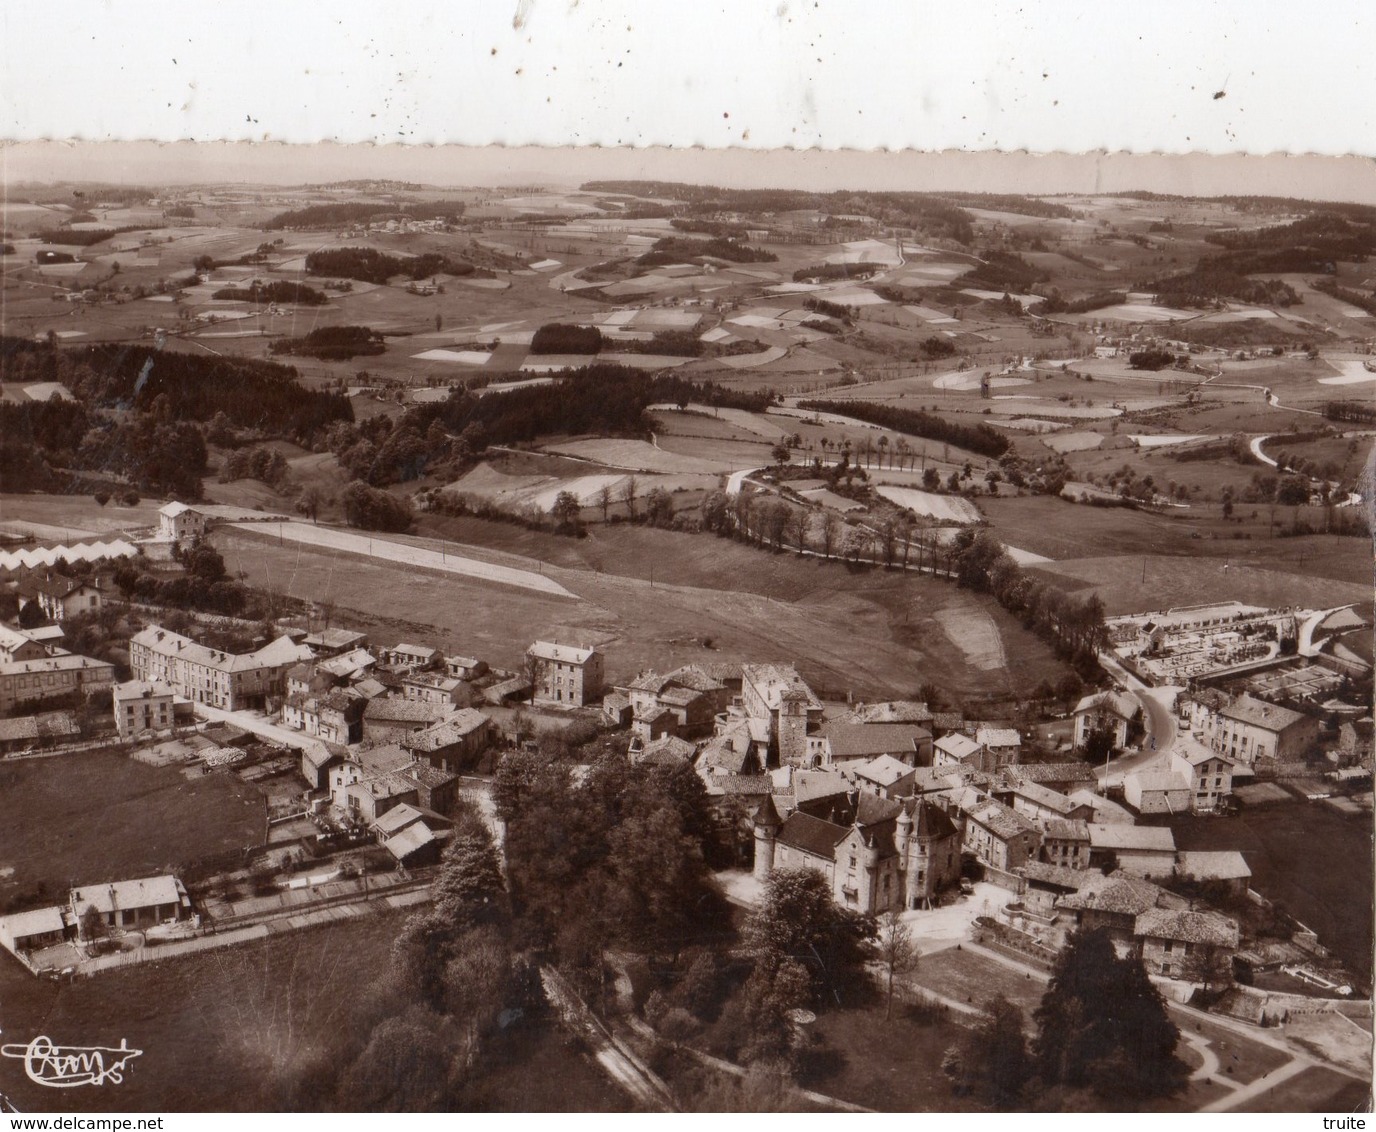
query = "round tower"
(752, 794, 783, 881)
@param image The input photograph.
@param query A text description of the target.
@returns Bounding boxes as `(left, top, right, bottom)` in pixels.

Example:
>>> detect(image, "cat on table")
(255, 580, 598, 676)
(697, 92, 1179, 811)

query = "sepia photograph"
(0, 3, 1373, 1121)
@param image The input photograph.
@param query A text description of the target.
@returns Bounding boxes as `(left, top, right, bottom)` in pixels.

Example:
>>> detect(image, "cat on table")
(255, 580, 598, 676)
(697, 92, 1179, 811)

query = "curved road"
(1096, 653, 1180, 779)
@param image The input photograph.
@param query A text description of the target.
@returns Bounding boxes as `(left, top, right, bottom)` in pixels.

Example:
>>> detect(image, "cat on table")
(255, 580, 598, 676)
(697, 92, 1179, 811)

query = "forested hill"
(405, 365, 773, 447)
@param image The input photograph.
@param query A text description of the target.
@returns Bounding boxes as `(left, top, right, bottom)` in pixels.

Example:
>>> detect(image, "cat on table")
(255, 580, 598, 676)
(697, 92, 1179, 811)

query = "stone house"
(1073, 690, 1139, 751)
(112, 680, 176, 740)
(1170, 743, 1234, 812)
(812, 721, 933, 770)
(158, 501, 206, 546)
(1123, 769, 1192, 815)
(1039, 819, 1091, 870)
(1087, 823, 1176, 878)
(738, 663, 823, 768)
(528, 640, 605, 707)
(402, 707, 494, 773)
(1135, 908, 1240, 980)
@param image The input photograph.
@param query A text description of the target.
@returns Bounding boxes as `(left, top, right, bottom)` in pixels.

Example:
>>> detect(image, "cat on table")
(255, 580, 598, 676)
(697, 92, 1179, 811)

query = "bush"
(530, 323, 603, 355)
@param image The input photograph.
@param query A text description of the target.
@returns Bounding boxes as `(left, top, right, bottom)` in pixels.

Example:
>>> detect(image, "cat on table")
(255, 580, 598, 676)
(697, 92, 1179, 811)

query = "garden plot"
(228, 521, 575, 598)
(1044, 431, 1106, 453)
(873, 486, 982, 523)
(543, 438, 739, 474)
(796, 486, 866, 512)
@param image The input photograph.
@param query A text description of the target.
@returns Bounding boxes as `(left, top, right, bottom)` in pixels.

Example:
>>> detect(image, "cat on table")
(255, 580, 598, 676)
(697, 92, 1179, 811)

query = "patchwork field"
(542, 437, 745, 474)
(872, 485, 982, 523)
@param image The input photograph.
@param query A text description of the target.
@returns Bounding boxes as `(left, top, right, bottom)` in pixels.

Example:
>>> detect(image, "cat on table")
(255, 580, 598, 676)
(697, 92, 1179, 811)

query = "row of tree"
(796, 398, 1011, 459)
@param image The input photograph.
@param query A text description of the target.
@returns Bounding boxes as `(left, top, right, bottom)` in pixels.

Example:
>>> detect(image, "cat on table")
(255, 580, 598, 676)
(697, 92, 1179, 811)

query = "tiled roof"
(1220, 694, 1309, 733)
(778, 811, 850, 859)
(1020, 861, 1090, 890)
(1135, 908, 1239, 948)
(966, 798, 1037, 842)
(934, 733, 982, 761)
(1042, 818, 1090, 842)
(1175, 850, 1251, 882)
(636, 735, 696, 765)
(529, 640, 596, 664)
(823, 722, 931, 760)
(1087, 823, 1176, 853)
(1057, 871, 1167, 916)
(1008, 762, 1099, 787)
(837, 701, 933, 725)
(364, 698, 450, 724)
(905, 797, 958, 841)
(1074, 691, 1139, 721)
(71, 875, 182, 915)
(710, 774, 773, 796)
(852, 754, 915, 788)
(976, 727, 1021, 749)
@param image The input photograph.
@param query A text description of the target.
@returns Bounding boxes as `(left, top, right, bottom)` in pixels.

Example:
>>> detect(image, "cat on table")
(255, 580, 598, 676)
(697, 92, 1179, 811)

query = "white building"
(112, 680, 176, 740)
(158, 501, 206, 547)
(528, 640, 605, 707)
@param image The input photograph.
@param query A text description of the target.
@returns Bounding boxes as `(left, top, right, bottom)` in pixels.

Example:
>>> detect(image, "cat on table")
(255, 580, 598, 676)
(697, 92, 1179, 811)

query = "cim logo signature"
(0, 1031, 143, 1088)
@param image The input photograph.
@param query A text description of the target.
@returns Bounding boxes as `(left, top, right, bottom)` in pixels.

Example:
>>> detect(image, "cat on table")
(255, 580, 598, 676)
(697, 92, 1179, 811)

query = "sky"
(4, 144, 1376, 204)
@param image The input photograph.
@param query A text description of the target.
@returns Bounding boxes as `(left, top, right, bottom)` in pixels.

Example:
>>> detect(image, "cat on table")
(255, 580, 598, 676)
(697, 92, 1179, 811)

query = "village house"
(0, 905, 70, 958)
(401, 672, 468, 706)
(129, 626, 313, 712)
(1005, 762, 1100, 795)
(1039, 819, 1092, 870)
(112, 680, 175, 740)
(402, 707, 494, 772)
(1055, 870, 1180, 948)
(974, 726, 1022, 769)
(1135, 908, 1240, 980)
(303, 627, 369, 658)
(955, 791, 1040, 873)
(20, 574, 108, 622)
(528, 640, 606, 707)
(0, 624, 53, 664)
(738, 663, 823, 768)
(932, 732, 989, 773)
(1204, 693, 1320, 766)
(69, 874, 190, 933)
(811, 721, 933, 770)
(316, 648, 377, 684)
(377, 643, 439, 673)
(0, 711, 79, 754)
(1073, 690, 1139, 751)
(849, 753, 917, 798)
(445, 654, 488, 681)
(996, 777, 1094, 825)
(631, 734, 697, 767)
(300, 742, 345, 792)
(1123, 768, 1192, 815)
(287, 688, 366, 745)
(1170, 742, 1234, 812)
(0, 653, 116, 714)
(1016, 861, 1090, 932)
(361, 697, 452, 743)
(1175, 850, 1253, 898)
(158, 501, 206, 547)
(617, 665, 729, 741)
(1087, 823, 1177, 878)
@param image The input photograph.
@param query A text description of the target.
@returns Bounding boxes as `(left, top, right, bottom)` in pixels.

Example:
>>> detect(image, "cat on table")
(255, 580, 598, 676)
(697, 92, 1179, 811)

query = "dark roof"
(753, 794, 783, 829)
(904, 797, 958, 841)
(820, 722, 931, 760)
(1008, 762, 1099, 787)
(778, 811, 850, 859)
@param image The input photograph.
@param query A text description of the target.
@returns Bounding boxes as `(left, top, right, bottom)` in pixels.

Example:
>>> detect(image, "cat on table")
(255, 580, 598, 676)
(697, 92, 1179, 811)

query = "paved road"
(1096, 652, 1179, 779)
(1249, 434, 1277, 468)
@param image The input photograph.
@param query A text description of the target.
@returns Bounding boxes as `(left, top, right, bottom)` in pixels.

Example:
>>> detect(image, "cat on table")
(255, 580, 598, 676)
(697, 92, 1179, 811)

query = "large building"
(129, 625, 313, 712)
(528, 640, 605, 707)
(1198, 693, 1320, 765)
(755, 791, 962, 914)
(112, 680, 176, 740)
(158, 501, 206, 547)
(0, 654, 115, 714)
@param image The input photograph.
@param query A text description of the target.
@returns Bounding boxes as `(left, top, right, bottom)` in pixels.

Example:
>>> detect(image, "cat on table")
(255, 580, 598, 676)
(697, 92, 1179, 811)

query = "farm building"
(1135, 909, 1240, 980)
(1123, 769, 1192, 815)
(303, 628, 369, 658)
(157, 501, 206, 547)
(1175, 850, 1252, 897)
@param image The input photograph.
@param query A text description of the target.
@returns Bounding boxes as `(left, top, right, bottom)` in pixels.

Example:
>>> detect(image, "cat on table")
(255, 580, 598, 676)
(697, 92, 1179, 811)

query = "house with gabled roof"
(812, 721, 933, 769)
(618, 665, 729, 741)
(1055, 870, 1181, 946)
(1135, 908, 1240, 979)
(402, 707, 494, 772)
(158, 501, 206, 546)
(528, 640, 605, 707)
(1174, 850, 1251, 897)
(850, 753, 917, 798)
(1073, 690, 1139, 751)
(975, 726, 1022, 769)
(1087, 823, 1176, 877)
(933, 732, 987, 772)
(1170, 741, 1234, 812)
(1210, 693, 1320, 765)
(739, 663, 823, 768)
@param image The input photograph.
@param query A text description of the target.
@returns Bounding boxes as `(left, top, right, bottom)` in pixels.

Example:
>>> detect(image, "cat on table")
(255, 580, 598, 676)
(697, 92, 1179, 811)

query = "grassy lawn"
(0, 750, 264, 909)
(908, 947, 1047, 1015)
(1233, 1065, 1372, 1113)
(802, 1005, 990, 1112)
(1183, 1016, 1296, 1085)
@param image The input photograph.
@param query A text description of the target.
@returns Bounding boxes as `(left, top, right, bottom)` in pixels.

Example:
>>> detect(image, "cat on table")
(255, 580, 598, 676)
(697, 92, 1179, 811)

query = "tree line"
(796, 399, 1011, 458)
(263, 200, 465, 230)
(271, 325, 387, 360)
(304, 247, 482, 285)
(210, 280, 328, 306)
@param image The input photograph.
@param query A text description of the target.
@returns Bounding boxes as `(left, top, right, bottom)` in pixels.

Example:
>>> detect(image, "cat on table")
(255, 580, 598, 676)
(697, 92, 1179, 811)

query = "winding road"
(1096, 652, 1180, 780)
